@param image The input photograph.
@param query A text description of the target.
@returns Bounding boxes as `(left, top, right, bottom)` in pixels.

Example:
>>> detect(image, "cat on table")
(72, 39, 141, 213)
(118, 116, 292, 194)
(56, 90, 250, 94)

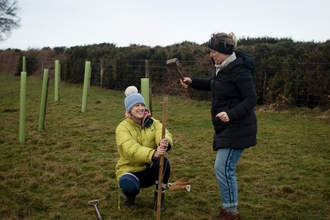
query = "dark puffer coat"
(190, 50, 257, 150)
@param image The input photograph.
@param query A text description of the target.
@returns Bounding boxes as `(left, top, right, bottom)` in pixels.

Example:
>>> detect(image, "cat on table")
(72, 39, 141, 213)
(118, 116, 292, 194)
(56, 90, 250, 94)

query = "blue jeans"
(214, 148, 244, 208)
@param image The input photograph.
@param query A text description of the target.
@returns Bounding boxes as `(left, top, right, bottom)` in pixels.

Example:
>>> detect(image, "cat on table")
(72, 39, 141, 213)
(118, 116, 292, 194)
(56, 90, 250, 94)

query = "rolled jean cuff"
(222, 202, 238, 208)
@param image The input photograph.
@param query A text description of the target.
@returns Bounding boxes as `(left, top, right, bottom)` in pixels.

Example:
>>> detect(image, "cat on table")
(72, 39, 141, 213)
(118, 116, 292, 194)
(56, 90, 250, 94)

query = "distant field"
(0, 73, 329, 220)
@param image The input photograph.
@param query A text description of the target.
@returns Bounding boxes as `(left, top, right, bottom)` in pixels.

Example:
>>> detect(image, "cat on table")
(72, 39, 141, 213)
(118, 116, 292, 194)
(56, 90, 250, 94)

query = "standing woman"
(180, 32, 257, 220)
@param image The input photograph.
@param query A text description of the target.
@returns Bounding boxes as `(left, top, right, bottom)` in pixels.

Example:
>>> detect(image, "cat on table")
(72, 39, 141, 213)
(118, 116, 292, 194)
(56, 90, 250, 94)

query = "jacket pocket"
(212, 116, 229, 133)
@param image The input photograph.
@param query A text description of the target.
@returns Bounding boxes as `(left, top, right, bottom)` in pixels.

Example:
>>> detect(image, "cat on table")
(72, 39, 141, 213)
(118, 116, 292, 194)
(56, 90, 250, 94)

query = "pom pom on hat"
(124, 86, 146, 112)
(125, 86, 138, 97)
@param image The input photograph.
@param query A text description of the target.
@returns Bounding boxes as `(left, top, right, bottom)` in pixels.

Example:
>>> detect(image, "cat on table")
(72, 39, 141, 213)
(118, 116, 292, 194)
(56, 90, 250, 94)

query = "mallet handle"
(175, 69, 185, 81)
(156, 97, 168, 220)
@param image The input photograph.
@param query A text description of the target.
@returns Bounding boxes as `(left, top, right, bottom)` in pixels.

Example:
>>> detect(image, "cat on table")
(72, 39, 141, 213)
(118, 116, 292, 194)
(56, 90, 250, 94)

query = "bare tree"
(0, 0, 21, 41)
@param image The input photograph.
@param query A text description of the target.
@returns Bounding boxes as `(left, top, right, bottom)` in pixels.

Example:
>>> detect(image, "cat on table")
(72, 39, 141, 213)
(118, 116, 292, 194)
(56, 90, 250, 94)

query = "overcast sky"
(1, 0, 329, 50)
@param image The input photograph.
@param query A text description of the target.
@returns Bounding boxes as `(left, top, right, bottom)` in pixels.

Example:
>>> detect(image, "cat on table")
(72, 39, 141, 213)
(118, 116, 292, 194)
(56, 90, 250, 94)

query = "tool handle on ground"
(156, 97, 168, 220)
(94, 207, 103, 220)
(88, 200, 103, 220)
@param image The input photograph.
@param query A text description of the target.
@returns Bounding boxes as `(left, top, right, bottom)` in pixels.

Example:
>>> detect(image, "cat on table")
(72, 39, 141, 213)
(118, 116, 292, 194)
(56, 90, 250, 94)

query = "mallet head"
(166, 58, 185, 80)
(166, 58, 181, 69)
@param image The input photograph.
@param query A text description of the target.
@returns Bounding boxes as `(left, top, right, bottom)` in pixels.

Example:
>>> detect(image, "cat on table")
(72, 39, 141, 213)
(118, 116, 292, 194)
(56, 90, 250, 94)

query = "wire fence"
(1, 56, 330, 110)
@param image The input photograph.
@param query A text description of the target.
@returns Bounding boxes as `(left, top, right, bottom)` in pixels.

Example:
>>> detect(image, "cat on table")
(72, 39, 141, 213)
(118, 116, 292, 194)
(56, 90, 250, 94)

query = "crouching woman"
(115, 86, 173, 211)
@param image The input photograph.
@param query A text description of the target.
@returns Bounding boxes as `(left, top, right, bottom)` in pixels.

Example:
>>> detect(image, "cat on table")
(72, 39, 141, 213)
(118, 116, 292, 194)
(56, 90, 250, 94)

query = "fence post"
(41, 56, 44, 76)
(145, 60, 152, 112)
(89, 66, 92, 95)
(145, 59, 150, 78)
(22, 56, 26, 72)
(7, 56, 10, 74)
(100, 59, 103, 88)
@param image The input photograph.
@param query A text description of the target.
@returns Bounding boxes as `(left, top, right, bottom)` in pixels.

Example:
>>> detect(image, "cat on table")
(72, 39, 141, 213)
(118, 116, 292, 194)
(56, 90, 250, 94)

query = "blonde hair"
(208, 32, 237, 54)
(211, 32, 237, 47)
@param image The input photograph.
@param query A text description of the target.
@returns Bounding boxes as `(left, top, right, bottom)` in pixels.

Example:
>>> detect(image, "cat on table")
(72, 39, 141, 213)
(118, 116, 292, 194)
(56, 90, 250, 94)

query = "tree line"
(0, 37, 329, 110)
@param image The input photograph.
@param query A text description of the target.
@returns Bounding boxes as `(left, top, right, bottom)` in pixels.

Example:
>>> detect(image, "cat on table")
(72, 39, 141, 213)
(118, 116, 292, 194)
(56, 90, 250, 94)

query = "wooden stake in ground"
(156, 97, 168, 220)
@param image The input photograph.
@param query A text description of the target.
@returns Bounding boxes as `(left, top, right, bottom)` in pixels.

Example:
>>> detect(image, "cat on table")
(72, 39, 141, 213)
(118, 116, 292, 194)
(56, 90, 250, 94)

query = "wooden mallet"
(166, 58, 185, 81)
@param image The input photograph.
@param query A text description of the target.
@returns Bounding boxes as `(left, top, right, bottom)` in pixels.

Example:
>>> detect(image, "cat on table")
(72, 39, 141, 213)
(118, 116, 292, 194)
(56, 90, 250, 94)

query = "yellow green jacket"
(115, 114, 173, 181)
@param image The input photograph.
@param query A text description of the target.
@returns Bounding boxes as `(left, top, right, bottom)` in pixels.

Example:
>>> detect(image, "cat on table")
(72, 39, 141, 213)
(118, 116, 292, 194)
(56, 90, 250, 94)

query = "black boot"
(123, 196, 135, 208)
(154, 191, 166, 211)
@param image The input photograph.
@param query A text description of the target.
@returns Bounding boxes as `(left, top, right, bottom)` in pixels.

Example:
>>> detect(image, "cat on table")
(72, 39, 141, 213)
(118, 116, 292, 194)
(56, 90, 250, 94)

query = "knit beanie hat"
(208, 32, 237, 55)
(124, 86, 146, 112)
(208, 37, 234, 55)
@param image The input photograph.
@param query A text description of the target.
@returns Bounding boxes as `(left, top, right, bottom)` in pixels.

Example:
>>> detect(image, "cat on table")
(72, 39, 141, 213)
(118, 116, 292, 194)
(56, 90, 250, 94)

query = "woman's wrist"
(152, 150, 159, 161)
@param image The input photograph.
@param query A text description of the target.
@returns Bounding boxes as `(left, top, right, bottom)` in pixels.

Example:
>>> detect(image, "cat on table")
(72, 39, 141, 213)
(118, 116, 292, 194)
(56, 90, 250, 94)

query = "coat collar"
(125, 109, 153, 128)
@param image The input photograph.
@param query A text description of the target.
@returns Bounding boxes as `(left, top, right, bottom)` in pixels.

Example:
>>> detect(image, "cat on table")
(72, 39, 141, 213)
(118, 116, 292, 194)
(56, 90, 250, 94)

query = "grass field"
(0, 73, 329, 220)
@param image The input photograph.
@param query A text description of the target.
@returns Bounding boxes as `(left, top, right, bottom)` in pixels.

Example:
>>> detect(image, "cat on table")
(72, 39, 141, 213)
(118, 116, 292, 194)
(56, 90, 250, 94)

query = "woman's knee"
(119, 173, 140, 197)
